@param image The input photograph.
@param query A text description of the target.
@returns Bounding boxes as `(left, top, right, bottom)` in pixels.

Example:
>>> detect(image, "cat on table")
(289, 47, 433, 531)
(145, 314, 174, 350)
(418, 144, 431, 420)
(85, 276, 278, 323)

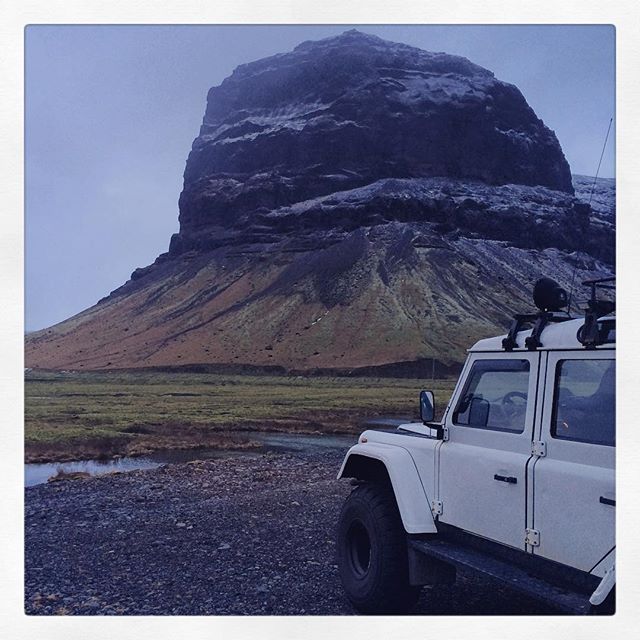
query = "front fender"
(337, 442, 437, 534)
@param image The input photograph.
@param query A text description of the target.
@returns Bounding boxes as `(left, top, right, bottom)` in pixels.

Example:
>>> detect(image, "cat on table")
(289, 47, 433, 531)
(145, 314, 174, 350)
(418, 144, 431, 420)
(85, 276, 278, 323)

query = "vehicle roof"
(470, 316, 615, 352)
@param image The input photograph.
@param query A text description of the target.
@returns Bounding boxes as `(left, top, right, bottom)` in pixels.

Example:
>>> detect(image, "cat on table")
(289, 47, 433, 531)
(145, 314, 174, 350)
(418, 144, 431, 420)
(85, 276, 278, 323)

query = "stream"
(24, 431, 361, 487)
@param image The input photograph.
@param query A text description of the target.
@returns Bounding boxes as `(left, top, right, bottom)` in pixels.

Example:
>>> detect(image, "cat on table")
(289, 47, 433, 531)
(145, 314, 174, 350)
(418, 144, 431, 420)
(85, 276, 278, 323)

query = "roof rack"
(502, 276, 615, 351)
(502, 312, 574, 351)
(578, 276, 615, 349)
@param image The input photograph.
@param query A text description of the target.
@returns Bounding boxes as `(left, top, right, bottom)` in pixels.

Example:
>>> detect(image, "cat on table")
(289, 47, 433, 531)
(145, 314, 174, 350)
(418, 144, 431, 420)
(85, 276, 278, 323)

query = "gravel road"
(25, 449, 557, 615)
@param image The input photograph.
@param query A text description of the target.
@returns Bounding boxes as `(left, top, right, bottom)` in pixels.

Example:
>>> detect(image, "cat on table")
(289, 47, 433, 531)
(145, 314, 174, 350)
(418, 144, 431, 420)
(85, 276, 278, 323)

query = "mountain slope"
(25, 31, 614, 374)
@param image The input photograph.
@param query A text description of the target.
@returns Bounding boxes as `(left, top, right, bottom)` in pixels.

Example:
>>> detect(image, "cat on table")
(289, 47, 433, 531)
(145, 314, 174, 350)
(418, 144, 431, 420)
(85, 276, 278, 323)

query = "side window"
(552, 359, 615, 446)
(453, 360, 530, 433)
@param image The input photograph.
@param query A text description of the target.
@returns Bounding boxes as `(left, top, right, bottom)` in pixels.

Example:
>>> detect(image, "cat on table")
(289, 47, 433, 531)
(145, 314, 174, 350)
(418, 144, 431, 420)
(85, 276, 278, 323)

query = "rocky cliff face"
(25, 31, 613, 373)
(173, 30, 574, 254)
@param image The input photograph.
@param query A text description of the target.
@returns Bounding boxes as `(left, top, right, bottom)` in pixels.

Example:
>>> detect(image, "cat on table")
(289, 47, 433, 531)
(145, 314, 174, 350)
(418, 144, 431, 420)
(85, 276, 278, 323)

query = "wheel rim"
(347, 519, 371, 577)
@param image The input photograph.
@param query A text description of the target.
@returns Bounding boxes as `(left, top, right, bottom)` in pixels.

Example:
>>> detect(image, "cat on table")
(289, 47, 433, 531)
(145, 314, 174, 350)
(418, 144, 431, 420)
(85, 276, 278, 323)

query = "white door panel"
(439, 352, 540, 549)
(533, 352, 615, 571)
(534, 457, 614, 570)
(439, 442, 528, 546)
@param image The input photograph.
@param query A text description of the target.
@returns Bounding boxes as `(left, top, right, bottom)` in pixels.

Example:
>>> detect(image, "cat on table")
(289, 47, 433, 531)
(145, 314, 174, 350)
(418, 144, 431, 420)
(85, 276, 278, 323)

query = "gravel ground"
(25, 449, 558, 616)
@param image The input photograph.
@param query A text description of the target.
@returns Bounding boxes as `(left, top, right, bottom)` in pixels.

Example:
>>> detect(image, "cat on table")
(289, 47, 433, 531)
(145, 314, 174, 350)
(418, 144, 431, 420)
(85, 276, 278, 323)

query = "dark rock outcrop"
(169, 177, 612, 264)
(175, 30, 573, 248)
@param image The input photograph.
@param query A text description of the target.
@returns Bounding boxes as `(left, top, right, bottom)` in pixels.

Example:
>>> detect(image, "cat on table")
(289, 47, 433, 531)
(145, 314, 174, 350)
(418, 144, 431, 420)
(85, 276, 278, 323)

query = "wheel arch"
(337, 443, 437, 534)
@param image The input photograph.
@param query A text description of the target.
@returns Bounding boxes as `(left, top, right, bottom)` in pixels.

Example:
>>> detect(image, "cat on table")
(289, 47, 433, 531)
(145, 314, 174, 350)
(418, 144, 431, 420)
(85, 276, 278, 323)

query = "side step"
(408, 537, 593, 614)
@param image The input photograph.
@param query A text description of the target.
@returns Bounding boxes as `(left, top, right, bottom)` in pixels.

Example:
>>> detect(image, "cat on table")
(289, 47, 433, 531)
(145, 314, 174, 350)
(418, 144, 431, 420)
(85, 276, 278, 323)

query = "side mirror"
(420, 390, 435, 423)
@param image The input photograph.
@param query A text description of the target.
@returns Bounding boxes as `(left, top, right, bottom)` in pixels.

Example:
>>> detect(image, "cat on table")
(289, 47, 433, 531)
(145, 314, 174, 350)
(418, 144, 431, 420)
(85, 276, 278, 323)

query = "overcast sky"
(25, 25, 615, 332)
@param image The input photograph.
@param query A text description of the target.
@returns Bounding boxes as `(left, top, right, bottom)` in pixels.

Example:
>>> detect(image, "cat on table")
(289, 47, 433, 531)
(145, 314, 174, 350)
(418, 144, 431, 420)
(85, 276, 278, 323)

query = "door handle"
(494, 474, 517, 484)
(599, 496, 616, 507)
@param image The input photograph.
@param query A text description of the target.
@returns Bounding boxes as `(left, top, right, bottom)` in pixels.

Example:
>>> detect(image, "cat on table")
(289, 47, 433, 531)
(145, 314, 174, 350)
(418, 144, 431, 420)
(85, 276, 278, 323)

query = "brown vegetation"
(25, 370, 455, 463)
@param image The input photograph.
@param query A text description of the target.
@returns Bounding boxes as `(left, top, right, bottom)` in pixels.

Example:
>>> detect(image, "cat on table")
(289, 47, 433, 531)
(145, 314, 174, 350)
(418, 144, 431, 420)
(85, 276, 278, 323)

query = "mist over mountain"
(26, 31, 614, 374)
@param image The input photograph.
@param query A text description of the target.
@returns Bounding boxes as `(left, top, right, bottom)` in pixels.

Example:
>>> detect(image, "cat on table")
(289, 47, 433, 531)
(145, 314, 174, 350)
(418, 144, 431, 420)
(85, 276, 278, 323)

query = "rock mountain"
(26, 31, 614, 374)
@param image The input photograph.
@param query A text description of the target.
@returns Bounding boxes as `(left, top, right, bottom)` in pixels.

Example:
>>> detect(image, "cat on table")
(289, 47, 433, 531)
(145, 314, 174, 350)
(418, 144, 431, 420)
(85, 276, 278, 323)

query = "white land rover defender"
(337, 277, 615, 615)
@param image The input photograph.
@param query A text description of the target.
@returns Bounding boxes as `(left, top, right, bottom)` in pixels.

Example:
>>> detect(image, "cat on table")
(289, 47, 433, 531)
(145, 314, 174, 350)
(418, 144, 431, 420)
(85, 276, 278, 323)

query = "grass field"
(24, 370, 457, 462)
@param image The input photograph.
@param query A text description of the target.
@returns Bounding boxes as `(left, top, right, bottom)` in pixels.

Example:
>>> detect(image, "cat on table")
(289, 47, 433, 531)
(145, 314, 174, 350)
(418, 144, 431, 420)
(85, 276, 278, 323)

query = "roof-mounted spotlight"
(533, 277, 568, 313)
(502, 277, 570, 351)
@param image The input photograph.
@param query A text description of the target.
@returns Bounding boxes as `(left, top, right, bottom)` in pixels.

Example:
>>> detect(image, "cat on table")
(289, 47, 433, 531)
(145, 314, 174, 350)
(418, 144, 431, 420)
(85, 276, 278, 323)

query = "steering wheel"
(501, 391, 527, 420)
(502, 391, 527, 404)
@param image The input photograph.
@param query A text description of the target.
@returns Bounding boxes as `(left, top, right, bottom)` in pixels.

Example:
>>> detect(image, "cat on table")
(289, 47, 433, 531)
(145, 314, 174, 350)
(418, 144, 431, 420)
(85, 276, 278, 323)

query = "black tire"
(337, 482, 421, 614)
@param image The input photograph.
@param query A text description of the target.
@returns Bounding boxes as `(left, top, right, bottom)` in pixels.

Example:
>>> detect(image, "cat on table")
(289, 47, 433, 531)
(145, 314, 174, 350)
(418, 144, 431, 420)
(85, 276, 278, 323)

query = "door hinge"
(525, 528, 540, 547)
(442, 426, 449, 442)
(531, 440, 546, 457)
(431, 500, 443, 516)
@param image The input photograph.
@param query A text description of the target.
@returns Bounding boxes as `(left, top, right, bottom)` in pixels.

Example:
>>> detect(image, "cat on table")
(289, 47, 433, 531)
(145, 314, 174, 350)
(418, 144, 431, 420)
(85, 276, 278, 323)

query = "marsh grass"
(25, 370, 456, 462)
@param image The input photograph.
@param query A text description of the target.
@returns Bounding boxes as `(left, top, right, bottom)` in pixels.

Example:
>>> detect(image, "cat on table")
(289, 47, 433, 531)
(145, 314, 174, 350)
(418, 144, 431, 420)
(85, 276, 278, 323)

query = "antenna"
(588, 117, 613, 205)
(567, 116, 613, 315)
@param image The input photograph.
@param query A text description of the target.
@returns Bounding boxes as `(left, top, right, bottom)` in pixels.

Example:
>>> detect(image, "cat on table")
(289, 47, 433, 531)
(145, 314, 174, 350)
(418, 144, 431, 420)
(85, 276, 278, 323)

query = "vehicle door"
(532, 352, 615, 571)
(438, 352, 540, 549)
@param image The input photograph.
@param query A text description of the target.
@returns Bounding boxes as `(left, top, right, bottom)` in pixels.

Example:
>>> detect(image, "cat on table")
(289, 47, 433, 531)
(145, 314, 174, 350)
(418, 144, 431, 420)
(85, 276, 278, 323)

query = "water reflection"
(25, 431, 358, 487)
